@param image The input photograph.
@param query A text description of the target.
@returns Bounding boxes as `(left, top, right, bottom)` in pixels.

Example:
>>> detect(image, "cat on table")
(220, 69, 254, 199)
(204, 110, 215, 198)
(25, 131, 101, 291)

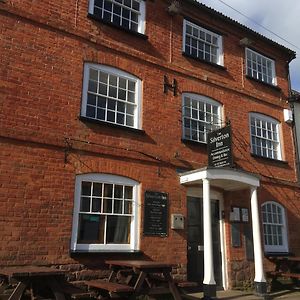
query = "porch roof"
(179, 167, 260, 191)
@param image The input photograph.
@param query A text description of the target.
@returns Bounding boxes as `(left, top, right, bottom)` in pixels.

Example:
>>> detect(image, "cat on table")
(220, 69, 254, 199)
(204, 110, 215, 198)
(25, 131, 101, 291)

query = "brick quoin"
(0, 0, 300, 289)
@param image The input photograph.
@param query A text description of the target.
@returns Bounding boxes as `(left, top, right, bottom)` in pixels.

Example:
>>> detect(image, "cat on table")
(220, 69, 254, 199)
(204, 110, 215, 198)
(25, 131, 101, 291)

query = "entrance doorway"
(187, 197, 223, 288)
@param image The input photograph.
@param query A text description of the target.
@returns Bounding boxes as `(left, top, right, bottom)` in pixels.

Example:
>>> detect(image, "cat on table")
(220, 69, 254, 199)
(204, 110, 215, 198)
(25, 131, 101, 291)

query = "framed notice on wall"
(229, 207, 241, 222)
(241, 208, 249, 223)
(143, 191, 168, 237)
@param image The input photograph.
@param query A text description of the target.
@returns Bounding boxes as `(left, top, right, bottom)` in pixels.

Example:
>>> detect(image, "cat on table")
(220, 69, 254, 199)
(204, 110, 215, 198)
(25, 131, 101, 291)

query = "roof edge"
(183, 0, 296, 61)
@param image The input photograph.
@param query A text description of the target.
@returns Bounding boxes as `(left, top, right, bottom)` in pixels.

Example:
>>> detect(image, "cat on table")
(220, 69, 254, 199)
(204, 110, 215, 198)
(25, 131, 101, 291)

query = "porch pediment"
(179, 167, 260, 191)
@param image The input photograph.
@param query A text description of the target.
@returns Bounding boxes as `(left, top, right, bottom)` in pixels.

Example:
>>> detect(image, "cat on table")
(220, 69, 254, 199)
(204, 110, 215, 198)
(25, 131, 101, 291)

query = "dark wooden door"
(187, 197, 222, 288)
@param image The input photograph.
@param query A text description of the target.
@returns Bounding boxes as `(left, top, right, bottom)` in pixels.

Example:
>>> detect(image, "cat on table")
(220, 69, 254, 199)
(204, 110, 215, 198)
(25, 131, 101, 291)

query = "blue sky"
(198, 0, 300, 92)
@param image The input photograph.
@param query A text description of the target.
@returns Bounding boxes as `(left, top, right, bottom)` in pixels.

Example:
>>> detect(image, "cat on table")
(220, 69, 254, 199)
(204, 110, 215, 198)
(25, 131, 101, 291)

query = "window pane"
(114, 200, 123, 214)
(124, 186, 133, 199)
(80, 197, 90, 212)
(114, 185, 123, 199)
(82, 181, 92, 196)
(124, 200, 132, 214)
(78, 214, 104, 244)
(92, 198, 101, 212)
(93, 183, 102, 196)
(103, 198, 112, 213)
(106, 216, 131, 244)
(104, 184, 113, 197)
(87, 94, 97, 105)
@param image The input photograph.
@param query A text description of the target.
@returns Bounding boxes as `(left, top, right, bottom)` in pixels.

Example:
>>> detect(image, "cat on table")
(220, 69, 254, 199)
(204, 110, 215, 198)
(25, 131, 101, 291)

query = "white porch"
(180, 167, 267, 298)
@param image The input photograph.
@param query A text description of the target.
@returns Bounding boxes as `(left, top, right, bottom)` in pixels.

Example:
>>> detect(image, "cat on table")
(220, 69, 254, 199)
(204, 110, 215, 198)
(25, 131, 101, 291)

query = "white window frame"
(249, 113, 282, 160)
(246, 48, 276, 85)
(182, 19, 224, 66)
(71, 173, 139, 252)
(182, 93, 222, 144)
(81, 63, 142, 129)
(88, 0, 146, 34)
(261, 201, 288, 253)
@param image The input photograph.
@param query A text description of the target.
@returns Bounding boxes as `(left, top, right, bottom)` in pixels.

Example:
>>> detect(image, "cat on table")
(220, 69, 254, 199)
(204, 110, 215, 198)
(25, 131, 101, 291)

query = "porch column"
(202, 178, 216, 299)
(250, 186, 267, 296)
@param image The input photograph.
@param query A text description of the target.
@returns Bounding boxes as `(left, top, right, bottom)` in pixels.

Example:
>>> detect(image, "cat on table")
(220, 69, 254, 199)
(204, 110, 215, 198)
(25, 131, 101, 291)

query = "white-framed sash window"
(182, 93, 222, 143)
(183, 20, 223, 66)
(261, 201, 288, 253)
(246, 48, 276, 85)
(89, 0, 146, 34)
(249, 113, 282, 160)
(71, 174, 139, 251)
(81, 63, 142, 129)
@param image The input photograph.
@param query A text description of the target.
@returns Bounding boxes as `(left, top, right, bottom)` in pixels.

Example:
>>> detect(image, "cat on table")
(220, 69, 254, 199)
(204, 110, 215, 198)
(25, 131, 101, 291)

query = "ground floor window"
(71, 173, 139, 251)
(261, 201, 288, 253)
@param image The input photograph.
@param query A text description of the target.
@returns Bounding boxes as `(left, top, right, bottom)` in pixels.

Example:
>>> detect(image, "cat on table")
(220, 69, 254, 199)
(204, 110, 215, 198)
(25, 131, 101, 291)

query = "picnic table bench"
(85, 260, 184, 299)
(267, 256, 300, 289)
(0, 266, 91, 300)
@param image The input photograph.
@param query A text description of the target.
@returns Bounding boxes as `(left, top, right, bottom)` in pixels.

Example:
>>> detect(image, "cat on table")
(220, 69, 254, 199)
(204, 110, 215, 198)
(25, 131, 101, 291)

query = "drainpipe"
(286, 58, 300, 183)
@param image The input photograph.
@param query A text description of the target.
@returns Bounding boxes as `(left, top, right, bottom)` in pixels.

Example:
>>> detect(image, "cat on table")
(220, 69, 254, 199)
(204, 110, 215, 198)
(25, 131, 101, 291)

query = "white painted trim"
(71, 173, 139, 252)
(138, 0, 146, 34)
(81, 63, 142, 129)
(251, 187, 266, 283)
(203, 179, 216, 285)
(88, 0, 94, 14)
(218, 195, 228, 290)
(180, 168, 260, 188)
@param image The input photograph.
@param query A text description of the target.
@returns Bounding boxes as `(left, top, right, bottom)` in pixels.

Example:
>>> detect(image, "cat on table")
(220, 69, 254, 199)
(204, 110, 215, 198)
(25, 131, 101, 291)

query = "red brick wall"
(0, 0, 299, 281)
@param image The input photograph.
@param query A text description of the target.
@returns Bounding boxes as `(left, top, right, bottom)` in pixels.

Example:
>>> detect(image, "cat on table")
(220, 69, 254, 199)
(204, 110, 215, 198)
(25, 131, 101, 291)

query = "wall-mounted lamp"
(283, 108, 293, 124)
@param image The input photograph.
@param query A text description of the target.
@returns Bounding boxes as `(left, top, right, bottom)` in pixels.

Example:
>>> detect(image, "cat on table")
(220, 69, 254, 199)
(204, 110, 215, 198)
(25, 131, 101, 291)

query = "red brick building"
(1, 0, 300, 297)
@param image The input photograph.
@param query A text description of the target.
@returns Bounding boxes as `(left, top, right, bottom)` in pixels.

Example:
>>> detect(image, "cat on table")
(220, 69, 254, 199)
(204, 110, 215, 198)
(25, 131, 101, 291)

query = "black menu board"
(143, 191, 168, 237)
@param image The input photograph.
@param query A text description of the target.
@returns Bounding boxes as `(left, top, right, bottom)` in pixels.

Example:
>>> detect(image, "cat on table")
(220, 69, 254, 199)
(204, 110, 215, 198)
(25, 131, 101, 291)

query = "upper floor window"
(183, 20, 223, 66)
(81, 63, 142, 129)
(182, 93, 222, 143)
(89, 0, 146, 34)
(250, 113, 281, 160)
(261, 201, 288, 253)
(246, 48, 276, 85)
(71, 173, 139, 252)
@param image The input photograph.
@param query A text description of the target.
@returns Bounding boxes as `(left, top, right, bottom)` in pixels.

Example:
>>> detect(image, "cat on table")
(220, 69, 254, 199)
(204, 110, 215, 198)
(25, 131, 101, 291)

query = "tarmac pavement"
(185, 289, 300, 299)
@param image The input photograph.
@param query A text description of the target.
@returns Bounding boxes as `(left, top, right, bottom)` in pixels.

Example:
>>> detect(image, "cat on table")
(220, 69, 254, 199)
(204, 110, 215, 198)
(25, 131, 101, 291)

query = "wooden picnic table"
(0, 266, 67, 300)
(267, 256, 300, 288)
(85, 260, 183, 300)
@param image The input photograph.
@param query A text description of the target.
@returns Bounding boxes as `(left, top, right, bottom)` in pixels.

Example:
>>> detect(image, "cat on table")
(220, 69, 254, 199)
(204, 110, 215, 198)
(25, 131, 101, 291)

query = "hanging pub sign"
(207, 125, 233, 168)
(143, 191, 168, 237)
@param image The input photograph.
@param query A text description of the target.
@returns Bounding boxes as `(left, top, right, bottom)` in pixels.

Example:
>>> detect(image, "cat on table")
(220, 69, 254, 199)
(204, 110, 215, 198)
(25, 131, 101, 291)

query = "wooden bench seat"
(266, 271, 282, 277)
(85, 280, 134, 293)
(280, 273, 300, 279)
(147, 274, 197, 288)
(176, 281, 198, 288)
